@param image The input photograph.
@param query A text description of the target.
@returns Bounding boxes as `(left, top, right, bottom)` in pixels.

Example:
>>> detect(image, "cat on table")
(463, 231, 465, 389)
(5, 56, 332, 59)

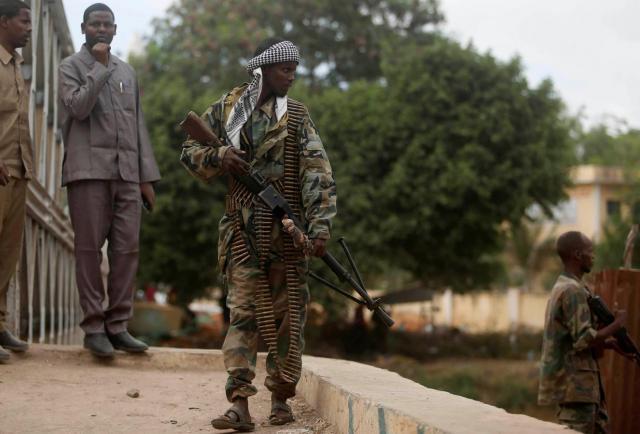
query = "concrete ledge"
(298, 356, 577, 434)
(27, 346, 575, 434)
(26, 344, 249, 371)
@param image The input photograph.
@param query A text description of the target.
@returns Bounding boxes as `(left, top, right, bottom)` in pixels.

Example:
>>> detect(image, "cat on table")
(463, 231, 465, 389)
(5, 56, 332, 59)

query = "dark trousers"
(67, 180, 141, 335)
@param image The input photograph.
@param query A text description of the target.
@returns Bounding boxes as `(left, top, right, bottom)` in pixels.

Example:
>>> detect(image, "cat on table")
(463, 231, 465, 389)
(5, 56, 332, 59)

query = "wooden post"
(593, 269, 640, 434)
(623, 225, 638, 269)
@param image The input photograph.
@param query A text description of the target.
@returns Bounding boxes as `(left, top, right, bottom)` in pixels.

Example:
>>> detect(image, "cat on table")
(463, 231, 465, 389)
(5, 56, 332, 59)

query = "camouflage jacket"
(180, 85, 337, 270)
(538, 273, 601, 405)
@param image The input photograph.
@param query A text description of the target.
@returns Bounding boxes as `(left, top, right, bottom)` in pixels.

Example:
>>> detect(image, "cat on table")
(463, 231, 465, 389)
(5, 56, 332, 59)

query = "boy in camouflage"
(180, 38, 336, 431)
(538, 231, 627, 434)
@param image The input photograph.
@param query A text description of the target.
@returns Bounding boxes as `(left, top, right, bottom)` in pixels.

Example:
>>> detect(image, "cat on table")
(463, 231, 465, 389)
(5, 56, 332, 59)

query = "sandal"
(269, 400, 295, 426)
(211, 408, 255, 432)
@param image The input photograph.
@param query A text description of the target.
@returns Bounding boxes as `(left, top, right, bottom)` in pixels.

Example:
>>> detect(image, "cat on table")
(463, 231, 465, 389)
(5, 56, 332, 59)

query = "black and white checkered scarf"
(225, 41, 300, 148)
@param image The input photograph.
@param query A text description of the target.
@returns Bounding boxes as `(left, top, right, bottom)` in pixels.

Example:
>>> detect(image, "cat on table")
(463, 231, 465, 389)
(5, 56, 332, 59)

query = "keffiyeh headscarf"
(225, 41, 300, 148)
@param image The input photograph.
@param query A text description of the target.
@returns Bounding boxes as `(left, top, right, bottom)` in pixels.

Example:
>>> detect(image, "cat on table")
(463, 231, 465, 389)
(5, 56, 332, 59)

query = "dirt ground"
(0, 349, 334, 434)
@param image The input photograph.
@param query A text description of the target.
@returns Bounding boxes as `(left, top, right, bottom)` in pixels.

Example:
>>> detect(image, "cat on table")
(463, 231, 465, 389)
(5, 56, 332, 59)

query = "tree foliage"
(142, 0, 443, 91)
(304, 38, 573, 290)
(134, 1, 573, 303)
(575, 121, 640, 169)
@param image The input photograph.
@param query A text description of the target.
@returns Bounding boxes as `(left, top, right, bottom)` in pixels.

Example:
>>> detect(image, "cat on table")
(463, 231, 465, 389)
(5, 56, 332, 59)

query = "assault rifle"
(587, 294, 640, 366)
(180, 111, 394, 328)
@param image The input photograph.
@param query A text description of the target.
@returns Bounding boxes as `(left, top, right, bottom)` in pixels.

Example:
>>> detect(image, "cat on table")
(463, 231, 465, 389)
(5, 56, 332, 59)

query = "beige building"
(545, 164, 630, 241)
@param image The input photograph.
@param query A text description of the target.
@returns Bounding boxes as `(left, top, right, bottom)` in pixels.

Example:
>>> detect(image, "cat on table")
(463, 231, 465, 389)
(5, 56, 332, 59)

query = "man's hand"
(595, 309, 629, 344)
(604, 337, 638, 361)
(221, 148, 249, 175)
(140, 183, 155, 212)
(0, 161, 10, 186)
(613, 310, 628, 329)
(91, 43, 110, 66)
(311, 238, 327, 257)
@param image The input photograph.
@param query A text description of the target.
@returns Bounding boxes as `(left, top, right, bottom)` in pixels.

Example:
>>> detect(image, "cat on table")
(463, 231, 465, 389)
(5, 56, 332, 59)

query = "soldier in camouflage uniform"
(180, 38, 336, 431)
(539, 231, 627, 434)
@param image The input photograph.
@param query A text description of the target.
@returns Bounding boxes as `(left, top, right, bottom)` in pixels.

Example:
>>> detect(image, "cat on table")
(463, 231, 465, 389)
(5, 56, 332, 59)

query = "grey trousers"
(67, 180, 141, 335)
(0, 179, 27, 332)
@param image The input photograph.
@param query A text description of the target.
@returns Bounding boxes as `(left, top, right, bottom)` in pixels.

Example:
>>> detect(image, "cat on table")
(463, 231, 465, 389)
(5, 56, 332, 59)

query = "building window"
(551, 198, 577, 224)
(633, 202, 640, 221)
(606, 200, 621, 217)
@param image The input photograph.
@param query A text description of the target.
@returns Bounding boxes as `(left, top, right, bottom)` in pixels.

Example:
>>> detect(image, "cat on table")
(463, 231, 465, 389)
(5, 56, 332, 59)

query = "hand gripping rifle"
(587, 294, 640, 366)
(180, 111, 394, 328)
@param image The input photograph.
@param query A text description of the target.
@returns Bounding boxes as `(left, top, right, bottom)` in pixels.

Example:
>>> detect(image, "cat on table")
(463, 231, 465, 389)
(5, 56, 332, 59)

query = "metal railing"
(5, 0, 80, 344)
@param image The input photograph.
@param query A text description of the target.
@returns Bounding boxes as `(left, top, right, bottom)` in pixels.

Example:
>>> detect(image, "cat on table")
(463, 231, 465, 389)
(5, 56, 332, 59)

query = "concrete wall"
(390, 289, 549, 333)
(299, 355, 575, 434)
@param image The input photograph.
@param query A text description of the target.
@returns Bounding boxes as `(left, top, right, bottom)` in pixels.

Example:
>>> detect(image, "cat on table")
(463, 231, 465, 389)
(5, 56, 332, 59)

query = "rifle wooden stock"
(179, 111, 224, 147)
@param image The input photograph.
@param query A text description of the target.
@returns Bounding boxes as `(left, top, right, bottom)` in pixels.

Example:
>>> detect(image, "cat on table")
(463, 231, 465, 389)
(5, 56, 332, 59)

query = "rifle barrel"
(321, 253, 394, 327)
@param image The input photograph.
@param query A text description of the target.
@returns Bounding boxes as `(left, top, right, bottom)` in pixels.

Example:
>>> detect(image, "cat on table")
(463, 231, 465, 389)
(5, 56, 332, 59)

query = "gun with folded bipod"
(180, 111, 395, 328)
(587, 294, 640, 366)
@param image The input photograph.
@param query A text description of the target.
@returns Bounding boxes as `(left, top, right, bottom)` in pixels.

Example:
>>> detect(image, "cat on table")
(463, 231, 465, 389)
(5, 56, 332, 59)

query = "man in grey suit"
(58, 3, 160, 357)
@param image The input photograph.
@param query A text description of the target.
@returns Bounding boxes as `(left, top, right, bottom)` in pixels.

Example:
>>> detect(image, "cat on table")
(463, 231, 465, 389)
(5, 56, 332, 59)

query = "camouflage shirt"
(180, 85, 337, 269)
(538, 273, 601, 405)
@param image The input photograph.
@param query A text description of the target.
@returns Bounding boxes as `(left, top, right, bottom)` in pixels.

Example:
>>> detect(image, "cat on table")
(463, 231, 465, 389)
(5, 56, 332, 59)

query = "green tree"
(306, 38, 573, 290)
(575, 121, 640, 168)
(135, 74, 227, 305)
(142, 0, 443, 92)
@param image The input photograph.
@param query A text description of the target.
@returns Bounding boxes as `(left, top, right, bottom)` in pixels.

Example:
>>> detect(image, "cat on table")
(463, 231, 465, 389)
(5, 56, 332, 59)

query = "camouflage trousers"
(557, 401, 609, 434)
(222, 257, 309, 402)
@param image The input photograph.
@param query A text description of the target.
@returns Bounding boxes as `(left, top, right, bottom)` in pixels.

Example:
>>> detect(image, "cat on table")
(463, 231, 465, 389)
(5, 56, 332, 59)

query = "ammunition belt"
(228, 99, 307, 383)
(279, 99, 306, 382)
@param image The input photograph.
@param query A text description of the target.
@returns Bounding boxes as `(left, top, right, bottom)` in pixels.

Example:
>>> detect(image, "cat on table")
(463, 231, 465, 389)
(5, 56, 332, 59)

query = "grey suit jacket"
(58, 44, 160, 186)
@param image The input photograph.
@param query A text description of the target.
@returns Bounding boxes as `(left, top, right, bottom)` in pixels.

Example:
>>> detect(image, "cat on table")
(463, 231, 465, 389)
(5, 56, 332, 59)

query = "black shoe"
(84, 333, 115, 358)
(0, 330, 29, 352)
(107, 331, 148, 353)
(0, 345, 10, 362)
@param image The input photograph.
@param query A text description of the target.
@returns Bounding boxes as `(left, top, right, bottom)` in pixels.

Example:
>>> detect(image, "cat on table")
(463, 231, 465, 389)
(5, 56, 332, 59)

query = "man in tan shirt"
(0, 0, 32, 362)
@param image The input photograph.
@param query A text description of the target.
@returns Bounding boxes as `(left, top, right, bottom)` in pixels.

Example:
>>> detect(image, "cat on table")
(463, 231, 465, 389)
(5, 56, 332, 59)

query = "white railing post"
(26, 219, 36, 344)
(48, 235, 56, 343)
